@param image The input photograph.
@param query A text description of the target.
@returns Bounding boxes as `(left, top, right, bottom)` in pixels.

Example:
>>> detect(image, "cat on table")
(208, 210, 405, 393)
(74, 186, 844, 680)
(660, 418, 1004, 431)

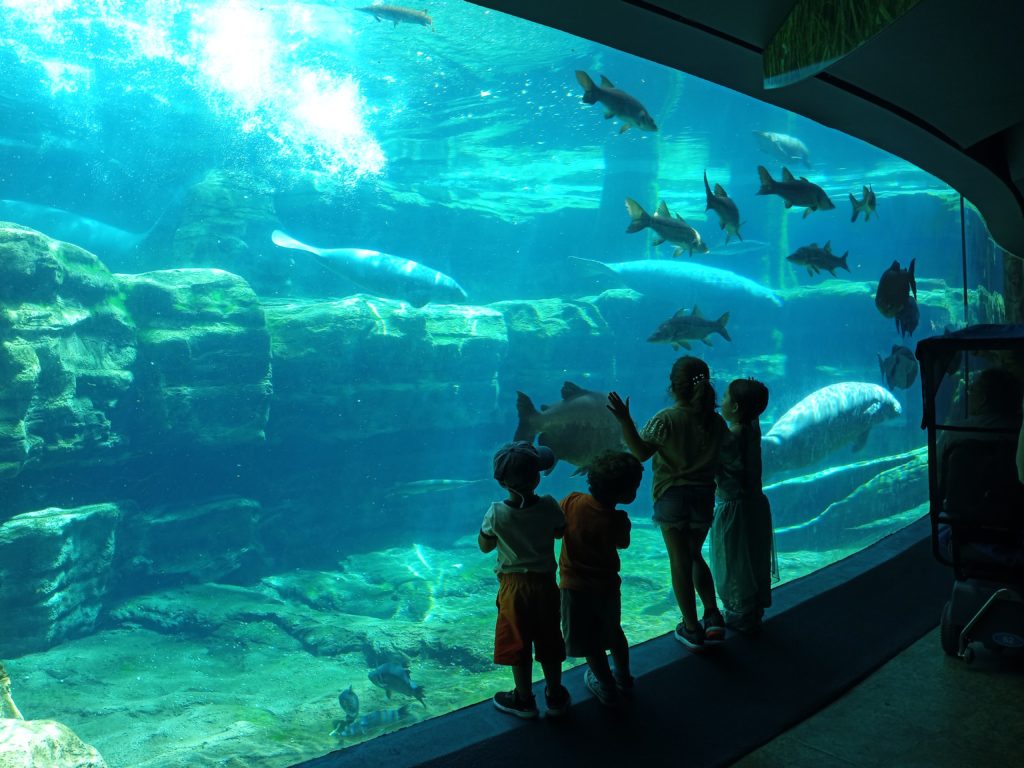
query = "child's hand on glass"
(607, 391, 632, 423)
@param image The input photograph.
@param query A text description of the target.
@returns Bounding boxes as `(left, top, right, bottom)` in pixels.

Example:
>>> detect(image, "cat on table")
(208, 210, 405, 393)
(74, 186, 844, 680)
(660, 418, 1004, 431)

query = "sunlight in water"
(196, 0, 278, 110)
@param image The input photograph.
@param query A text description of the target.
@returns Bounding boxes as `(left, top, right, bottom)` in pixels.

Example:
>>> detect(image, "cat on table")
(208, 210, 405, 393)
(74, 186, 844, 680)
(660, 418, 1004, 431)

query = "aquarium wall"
(0, 1, 1011, 766)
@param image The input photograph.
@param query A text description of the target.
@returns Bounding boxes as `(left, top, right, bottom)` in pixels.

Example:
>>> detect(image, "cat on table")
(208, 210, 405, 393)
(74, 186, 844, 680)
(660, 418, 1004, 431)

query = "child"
(709, 378, 774, 634)
(608, 356, 729, 651)
(559, 451, 643, 706)
(478, 441, 571, 719)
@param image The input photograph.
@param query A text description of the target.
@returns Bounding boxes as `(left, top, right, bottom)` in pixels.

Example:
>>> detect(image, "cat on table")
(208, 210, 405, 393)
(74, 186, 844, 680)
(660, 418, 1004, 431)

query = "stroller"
(916, 324, 1024, 662)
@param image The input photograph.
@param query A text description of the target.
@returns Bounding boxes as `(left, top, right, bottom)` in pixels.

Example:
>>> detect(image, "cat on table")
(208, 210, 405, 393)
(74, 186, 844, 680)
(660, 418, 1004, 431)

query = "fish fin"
(714, 183, 728, 197)
(624, 198, 649, 232)
(850, 429, 871, 452)
(784, 200, 793, 208)
(619, 123, 630, 134)
(827, 268, 836, 277)
(652, 237, 665, 246)
(701, 336, 713, 347)
(600, 75, 615, 87)
(679, 340, 691, 350)
(604, 110, 614, 119)
(756, 166, 774, 195)
(671, 343, 680, 351)
(575, 71, 598, 103)
(655, 200, 671, 218)
(561, 381, 586, 400)
(703, 170, 712, 198)
(806, 267, 814, 277)
(717, 312, 731, 341)
(672, 246, 684, 257)
(823, 241, 831, 252)
(799, 176, 810, 183)
(781, 167, 796, 182)
(514, 392, 540, 441)
(840, 252, 850, 272)
(908, 258, 917, 297)
(850, 193, 860, 222)
(691, 304, 702, 317)
(802, 207, 811, 218)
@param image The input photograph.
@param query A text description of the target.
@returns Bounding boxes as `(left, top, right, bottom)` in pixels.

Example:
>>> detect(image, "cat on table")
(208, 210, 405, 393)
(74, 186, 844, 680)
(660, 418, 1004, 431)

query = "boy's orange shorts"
(494, 571, 566, 666)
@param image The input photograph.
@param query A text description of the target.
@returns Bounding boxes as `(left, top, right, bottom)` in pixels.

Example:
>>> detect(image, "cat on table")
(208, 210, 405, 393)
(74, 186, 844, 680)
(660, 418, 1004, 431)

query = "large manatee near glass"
(762, 382, 902, 475)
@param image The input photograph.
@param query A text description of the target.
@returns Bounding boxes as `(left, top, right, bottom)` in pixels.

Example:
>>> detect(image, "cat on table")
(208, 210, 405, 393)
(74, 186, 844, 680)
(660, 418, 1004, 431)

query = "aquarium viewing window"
(0, 1, 1010, 766)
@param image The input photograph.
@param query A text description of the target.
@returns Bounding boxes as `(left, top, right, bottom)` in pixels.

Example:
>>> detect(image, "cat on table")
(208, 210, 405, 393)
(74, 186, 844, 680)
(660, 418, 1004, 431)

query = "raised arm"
(607, 391, 657, 462)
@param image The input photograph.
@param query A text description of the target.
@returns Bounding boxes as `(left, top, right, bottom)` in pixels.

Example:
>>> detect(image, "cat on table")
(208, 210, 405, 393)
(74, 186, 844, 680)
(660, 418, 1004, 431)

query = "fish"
(356, 5, 432, 27)
(338, 686, 359, 720)
(514, 382, 624, 474)
(647, 305, 730, 351)
(874, 259, 916, 319)
(878, 345, 918, 391)
(762, 382, 903, 475)
(271, 230, 467, 308)
(703, 171, 742, 244)
(0, 198, 155, 269)
(786, 241, 850, 277)
(756, 167, 834, 218)
(753, 131, 812, 167)
(331, 705, 410, 739)
(625, 198, 708, 257)
(575, 71, 657, 134)
(894, 295, 920, 338)
(368, 663, 426, 705)
(850, 185, 877, 222)
(385, 478, 490, 498)
(567, 256, 783, 309)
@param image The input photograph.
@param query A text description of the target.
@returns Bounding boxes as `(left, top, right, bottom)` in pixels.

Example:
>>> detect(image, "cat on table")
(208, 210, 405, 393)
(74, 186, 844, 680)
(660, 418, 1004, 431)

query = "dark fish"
(338, 686, 359, 720)
(647, 305, 730, 351)
(703, 171, 742, 244)
(575, 71, 657, 134)
(878, 345, 918, 391)
(514, 382, 624, 474)
(756, 166, 834, 218)
(894, 296, 920, 338)
(625, 198, 708, 257)
(874, 259, 917, 319)
(356, 5, 432, 27)
(850, 185, 877, 222)
(753, 131, 811, 167)
(332, 705, 410, 739)
(786, 241, 850, 277)
(368, 664, 425, 705)
(271, 230, 467, 308)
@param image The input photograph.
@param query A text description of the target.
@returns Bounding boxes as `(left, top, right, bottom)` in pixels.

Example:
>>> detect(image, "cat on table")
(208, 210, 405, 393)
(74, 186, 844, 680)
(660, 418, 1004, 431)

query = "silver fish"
(625, 198, 708, 257)
(514, 381, 623, 475)
(786, 241, 850, 277)
(385, 478, 489, 498)
(850, 185, 877, 222)
(356, 5, 432, 27)
(332, 705, 410, 739)
(647, 305, 730, 351)
(368, 663, 425, 705)
(703, 171, 742, 245)
(756, 166, 834, 217)
(575, 71, 657, 134)
(753, 131, 811, 167)
(271, 230, 467, 308)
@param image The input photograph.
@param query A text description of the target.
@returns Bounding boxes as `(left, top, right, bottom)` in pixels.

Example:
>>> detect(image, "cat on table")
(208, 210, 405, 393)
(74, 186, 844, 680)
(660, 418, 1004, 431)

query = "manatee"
(763, 382, 903, 475)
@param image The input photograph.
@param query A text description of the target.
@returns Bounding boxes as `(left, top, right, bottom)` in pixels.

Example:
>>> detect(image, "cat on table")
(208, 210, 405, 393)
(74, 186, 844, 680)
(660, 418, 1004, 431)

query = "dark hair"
(669, 356, 717, 425)
(587, 451, 643, 499)
(728, 378, 770, 423)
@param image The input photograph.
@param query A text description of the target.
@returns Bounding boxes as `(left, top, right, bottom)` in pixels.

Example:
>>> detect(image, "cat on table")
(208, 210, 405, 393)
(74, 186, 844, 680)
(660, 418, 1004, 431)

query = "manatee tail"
(756, 166, 775, 196)
(575, 71, 598, 104)
(908, 258, 917, 298)
(624, 198, 651, 233)
(272, 229, 321, 256)
(714, 312, 731, 341)
(850, 193, 861, 222)
(514, 392, 540, 442)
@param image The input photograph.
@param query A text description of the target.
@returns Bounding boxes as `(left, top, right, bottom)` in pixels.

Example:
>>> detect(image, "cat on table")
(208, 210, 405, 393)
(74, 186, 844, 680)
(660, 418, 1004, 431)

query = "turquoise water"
(0, 1, 1004, 766)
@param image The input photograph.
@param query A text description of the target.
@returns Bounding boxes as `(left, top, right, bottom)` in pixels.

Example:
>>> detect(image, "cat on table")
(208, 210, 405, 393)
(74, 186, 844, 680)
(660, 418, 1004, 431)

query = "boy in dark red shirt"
(558, 451, 643, 705)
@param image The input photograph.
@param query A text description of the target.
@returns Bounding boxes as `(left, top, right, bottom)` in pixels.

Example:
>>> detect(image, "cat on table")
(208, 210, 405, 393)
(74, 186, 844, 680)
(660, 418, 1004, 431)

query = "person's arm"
(607, 392, 657, 462)
(478, 507, 498, 552)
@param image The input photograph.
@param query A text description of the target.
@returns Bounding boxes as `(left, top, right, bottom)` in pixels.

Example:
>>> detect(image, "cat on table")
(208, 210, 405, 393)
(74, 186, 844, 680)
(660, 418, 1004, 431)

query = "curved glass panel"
(0, 1, 981, 765)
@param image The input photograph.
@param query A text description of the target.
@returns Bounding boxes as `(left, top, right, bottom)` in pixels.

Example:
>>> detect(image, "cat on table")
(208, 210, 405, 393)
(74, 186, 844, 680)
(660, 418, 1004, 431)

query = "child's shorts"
(560, 587, 622, 658)
(494, 571, 566, 666)
(653, 483, 715, 530)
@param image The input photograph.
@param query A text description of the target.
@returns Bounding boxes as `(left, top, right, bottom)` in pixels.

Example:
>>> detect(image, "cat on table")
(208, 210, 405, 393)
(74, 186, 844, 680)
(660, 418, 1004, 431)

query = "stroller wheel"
(940, 601, 963, 658)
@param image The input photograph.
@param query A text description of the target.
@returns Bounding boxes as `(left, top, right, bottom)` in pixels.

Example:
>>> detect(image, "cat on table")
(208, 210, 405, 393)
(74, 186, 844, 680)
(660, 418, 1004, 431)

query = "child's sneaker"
(674, 621, 706, 651)
(493, 690, 539, 719)
(544, 684, 571, 717)
(703, 612, 726, 644)
(584, 668, 617, 707)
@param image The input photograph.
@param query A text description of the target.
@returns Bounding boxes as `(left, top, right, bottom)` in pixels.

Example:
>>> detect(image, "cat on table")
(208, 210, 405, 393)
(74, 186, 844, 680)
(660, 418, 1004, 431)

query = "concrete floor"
(734, 627, 1024, 768)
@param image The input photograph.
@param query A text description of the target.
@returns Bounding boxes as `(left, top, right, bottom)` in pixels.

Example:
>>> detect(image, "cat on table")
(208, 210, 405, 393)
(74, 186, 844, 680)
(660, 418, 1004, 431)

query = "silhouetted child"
(608, 356, 729, 651)
(478, 441, 571, 719)
(709, 378, 774, 634)
(558, 451, 643, 706)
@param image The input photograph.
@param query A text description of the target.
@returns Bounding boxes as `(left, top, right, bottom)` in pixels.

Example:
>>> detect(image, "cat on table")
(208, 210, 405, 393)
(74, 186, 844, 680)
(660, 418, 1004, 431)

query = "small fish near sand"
(625, 198, 708, 257)
(575, 71, 657, 134)
(647, 305, 731, 351)
(753, 131, 811, 167)
(878, 345, 918, 391)
(331, 705, 410, 740)
(874, 258, 916, 319)
(786, 241, 850, 277)
(756, 166, 834, 218)
(850, 185, 877, 222)
(338, 686, 359, 721)
(368, 663, 426, 706)
(703, 171, 742, 245)
(356, 5, 433, 28)
(515, 382, 624, 475)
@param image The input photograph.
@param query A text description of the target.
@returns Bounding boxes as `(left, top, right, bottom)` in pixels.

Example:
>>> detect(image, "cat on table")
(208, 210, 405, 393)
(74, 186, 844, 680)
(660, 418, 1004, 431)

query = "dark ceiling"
(470, 0, 1024, 258)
